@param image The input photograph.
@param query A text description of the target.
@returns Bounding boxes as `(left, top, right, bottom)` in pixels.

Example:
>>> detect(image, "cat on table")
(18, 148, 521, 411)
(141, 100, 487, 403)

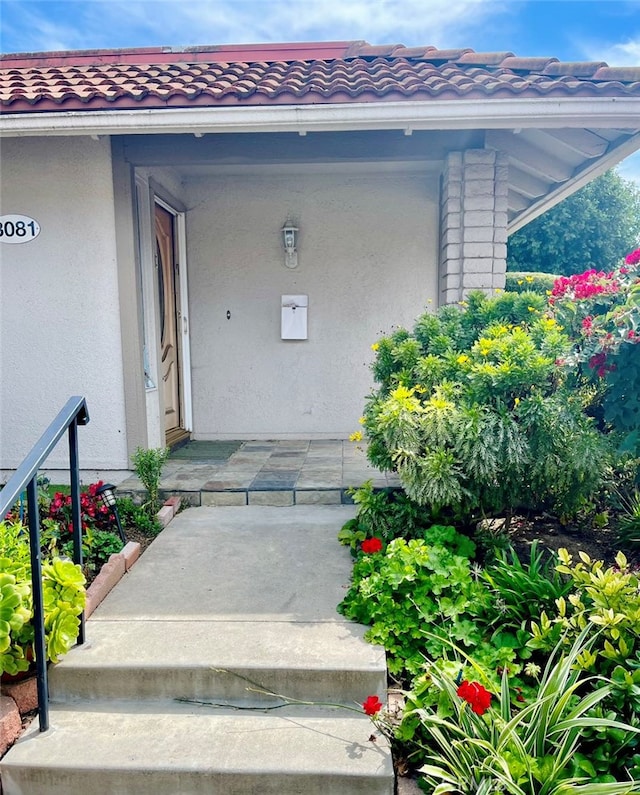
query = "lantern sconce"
(281, 220, 299, 269)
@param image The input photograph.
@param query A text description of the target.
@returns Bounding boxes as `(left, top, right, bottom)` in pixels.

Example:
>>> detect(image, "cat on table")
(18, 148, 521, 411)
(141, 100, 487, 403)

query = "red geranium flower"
(456, 680, 492, 715)
(362, 695, 383, 715)
(361, 537, 383, 554)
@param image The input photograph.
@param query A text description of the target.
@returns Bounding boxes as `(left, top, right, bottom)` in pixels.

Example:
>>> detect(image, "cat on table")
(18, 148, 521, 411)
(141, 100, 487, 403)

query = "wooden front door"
(154, 203, 183, 443)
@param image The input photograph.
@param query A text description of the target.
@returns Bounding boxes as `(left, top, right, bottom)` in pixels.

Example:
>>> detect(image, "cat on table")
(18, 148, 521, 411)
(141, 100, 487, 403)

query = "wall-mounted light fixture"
(281, 220, 299, 269)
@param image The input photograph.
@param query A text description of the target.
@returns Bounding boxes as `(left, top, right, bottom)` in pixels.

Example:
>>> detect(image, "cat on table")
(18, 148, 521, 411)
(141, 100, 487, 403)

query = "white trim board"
(2, 97, 640, 137)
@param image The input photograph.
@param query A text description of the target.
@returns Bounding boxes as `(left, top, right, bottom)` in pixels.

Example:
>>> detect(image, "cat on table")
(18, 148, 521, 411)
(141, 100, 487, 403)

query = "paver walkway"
(1, 505, 393, 794)
(118, 439, 400, 506)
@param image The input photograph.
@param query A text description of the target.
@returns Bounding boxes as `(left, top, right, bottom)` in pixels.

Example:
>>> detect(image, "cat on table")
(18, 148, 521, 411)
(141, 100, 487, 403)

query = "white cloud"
(587, 37, 640, 66)
(618, 150, 640, 188)
(2, 0, 509, 54)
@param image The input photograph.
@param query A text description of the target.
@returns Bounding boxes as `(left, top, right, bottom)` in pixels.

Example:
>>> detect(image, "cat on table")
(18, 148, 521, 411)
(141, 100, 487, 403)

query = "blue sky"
(2, 0, 639, 183)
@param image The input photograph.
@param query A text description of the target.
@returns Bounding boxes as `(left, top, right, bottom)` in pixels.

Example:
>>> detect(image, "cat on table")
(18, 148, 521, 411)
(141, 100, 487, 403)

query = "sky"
(1, 0, 640, 183)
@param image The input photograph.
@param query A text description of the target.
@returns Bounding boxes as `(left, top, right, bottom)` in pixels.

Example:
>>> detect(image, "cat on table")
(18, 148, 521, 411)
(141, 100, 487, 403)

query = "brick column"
(439, 149, 508, 304)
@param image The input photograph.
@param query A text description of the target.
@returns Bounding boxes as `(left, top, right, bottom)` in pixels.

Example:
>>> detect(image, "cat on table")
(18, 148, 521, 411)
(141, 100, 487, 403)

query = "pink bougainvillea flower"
(551, 270, 620, 301)
(361, 537, 383, 554)
(456, 680, 492, 715)
(588, 352, 607, 370)
(625, 249, 640, 266)
(362, 695, 383, 715)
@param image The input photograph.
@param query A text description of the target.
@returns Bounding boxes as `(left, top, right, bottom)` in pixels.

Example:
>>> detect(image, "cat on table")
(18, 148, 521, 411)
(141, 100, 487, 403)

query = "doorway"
(154, 201, 189, 447)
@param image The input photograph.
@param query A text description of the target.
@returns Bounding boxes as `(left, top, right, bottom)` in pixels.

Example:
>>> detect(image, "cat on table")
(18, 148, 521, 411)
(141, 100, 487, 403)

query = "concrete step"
(49, 619, 387, 706)
(1, 507, 394, 794)
(1, 702, 394, 795)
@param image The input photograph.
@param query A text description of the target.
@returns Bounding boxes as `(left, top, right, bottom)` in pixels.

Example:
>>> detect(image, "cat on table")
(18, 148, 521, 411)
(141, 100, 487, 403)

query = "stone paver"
(117, 440, 400, 505)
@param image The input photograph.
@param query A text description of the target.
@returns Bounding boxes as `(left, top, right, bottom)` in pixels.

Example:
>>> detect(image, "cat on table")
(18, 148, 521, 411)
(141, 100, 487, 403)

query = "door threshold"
(166, 428, 191, 451)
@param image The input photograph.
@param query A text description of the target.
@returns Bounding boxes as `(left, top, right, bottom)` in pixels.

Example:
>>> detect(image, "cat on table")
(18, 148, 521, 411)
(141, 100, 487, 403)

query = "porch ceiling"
(120, 126, 640, 232)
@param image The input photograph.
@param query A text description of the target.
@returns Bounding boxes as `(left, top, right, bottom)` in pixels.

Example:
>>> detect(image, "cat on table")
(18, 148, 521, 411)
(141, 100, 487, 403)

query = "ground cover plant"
(0, 518, 85, 677)
(342, 248, 640, 788)
(6, 475, 163, 582)
(0, 472, 168, 678)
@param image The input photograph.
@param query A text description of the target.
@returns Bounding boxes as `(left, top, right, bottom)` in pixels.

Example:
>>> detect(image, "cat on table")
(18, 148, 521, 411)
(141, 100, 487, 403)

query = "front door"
(154, 203, 184, 445)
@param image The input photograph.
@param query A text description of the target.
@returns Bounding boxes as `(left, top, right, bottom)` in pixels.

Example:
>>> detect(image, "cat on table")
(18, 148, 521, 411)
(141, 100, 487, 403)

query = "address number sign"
(0, 215, 41, 244)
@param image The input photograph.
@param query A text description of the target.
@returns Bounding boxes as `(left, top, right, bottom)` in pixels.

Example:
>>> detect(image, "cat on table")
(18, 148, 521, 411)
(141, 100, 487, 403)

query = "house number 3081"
(0, 215, 41, 243)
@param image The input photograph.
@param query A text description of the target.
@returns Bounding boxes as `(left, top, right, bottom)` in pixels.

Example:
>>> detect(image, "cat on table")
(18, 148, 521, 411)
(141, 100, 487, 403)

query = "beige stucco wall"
(185, 168, 439, 438)
(0, 136, 129, 472)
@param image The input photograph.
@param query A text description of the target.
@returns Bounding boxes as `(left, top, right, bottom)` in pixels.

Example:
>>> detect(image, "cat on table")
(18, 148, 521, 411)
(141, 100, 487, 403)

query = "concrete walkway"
(1, 506, 393, 794)
(118, 439, 400, 506)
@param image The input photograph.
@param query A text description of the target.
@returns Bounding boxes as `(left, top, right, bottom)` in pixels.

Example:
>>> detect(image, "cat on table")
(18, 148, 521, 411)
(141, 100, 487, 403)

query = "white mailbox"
(281, 294, 308, 340)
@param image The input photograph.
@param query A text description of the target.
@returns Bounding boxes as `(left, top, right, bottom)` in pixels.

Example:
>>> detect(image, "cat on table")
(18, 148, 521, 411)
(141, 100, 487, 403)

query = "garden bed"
(507, 513, 639, 569)
(344, 252, 640, 790)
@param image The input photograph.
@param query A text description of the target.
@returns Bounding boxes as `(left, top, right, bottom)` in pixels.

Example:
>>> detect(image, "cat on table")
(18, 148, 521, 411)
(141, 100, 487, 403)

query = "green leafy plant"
(403, 630, 639, 793)
(579, 664, 640, 782)
(0, 520, 85, 675)
(529, 549, 640, 673)
(42, 557, 86, 662)
(116, 497, 162, 537)
(62, 529, 123, 577)
(482, 542, 572, 630)
(338, 527, 496, 678)
(505, 272, 558, 295)
(0, 561, 33, 676)
(616, 489, 640, 548)
(131, 446, 169, 516)
(338, 481, 435, 551)
(363, 290, 608, 525)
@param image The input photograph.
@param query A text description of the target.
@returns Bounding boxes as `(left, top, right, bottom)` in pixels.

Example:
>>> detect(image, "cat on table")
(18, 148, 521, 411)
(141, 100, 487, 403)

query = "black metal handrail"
(0, 397, 89, 732)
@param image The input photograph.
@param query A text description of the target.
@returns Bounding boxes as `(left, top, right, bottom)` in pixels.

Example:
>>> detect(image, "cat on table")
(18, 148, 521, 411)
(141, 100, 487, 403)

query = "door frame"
(135, 174, 193, 447)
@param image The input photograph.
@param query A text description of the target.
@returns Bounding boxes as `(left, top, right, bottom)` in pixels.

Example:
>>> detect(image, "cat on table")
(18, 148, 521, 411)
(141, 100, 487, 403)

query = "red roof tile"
(1, 40, 639, 114)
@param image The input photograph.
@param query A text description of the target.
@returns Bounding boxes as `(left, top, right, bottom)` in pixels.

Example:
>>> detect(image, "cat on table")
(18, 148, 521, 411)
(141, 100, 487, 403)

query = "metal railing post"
(68, 419, 85, 646)
(26, 477, 49, 732)
(0, 397, 89, 735)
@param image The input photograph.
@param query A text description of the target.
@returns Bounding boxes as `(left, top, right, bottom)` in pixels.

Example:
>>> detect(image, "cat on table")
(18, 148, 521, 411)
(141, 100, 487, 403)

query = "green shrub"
(525, 548, 640, 779)
(481, 542, 572, 629)
(549, 254, 640, 454)
(363, 291, 608, 523)
(131, 446, 169, 516)
(529, 549, 640, 674)
(616, 489, 640, 548)
(505, 271, 558, 295)
(61, 529, 123, 576)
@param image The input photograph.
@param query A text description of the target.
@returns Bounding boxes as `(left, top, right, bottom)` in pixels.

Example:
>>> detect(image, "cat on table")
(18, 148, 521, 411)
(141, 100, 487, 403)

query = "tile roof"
(1, 40, 639, 114)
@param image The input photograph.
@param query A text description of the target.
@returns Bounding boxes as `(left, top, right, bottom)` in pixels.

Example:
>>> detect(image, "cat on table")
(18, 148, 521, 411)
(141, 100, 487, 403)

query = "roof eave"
(1, 96, 640, 137)
(507, 130, 640, 234)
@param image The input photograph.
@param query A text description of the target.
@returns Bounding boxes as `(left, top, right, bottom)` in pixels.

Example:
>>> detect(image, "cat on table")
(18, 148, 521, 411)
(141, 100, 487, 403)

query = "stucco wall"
(0, 136, 129, 471)
(186, 168, 438, 438)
